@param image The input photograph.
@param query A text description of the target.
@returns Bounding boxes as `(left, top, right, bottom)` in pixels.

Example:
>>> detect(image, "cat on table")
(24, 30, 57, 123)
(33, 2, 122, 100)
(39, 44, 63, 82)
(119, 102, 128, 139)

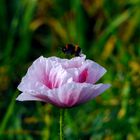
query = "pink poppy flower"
(16, 55, 110, 108)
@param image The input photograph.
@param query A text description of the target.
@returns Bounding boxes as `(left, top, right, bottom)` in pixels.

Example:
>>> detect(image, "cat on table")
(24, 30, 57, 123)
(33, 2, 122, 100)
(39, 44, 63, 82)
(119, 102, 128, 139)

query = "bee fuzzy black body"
(62, 44, 81, 56)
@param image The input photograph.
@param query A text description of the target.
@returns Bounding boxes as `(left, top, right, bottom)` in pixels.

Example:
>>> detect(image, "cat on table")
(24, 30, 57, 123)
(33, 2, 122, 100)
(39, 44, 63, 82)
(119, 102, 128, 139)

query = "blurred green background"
(0, 0, 140, 139)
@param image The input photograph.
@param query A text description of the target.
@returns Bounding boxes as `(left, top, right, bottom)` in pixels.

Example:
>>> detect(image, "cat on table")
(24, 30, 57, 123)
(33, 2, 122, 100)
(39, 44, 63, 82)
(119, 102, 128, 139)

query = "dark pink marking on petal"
(79, 68, 88, 83)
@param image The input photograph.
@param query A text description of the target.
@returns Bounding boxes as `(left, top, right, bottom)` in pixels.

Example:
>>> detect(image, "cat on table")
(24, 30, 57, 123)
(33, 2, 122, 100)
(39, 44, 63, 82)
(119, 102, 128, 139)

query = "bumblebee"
(62, 43, 81, 56)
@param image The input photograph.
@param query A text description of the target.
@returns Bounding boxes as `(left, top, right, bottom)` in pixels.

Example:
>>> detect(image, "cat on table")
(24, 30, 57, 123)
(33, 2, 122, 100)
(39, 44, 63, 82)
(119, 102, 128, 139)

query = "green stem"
(60, 109, 65, 140)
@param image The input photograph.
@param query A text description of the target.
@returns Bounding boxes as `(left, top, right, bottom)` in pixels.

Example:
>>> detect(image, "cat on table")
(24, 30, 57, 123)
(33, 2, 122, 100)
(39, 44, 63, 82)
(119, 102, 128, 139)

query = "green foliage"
(0, 0, 140, 139)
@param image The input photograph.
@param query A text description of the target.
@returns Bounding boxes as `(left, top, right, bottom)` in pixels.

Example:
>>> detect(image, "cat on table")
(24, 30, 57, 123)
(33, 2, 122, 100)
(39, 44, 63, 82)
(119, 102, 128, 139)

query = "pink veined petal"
(76, 83, 111, 105)
(48, 55, 86, 69)
(62, 56, 86, 69)
(47, 56, 88, 83)
(17, 85, 60, 105)
(84, 59, 107, 84)
(18, 56, 48, 91)
(66, 68, 81, 82)
(16, 89, 66, 107)
(48, 65, 73, 89)
(47, 56, 69, 63)
(45, 82, 111, 108)
(27, 56, 47, 82)
(65, 58, 107, 84)
(16, 92, 46, 102)
(16, 83, 110, 107)
(18, 56, 61, 90)
(18, 81, 49, 94)
(45, 84, 82, 107)
(18, 56, 73, 91)
(16, 90, 62, 107)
